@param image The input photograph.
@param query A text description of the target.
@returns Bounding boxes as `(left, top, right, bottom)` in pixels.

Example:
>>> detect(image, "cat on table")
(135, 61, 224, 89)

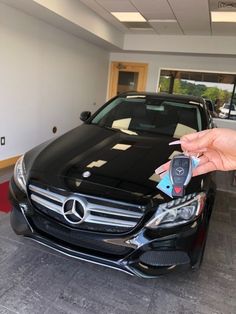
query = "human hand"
(180, 128, 236, 176)
(155, 128, 236, 177)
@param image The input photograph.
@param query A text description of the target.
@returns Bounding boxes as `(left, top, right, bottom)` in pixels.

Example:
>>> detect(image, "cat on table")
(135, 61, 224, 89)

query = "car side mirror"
(80, 111, 91, 122)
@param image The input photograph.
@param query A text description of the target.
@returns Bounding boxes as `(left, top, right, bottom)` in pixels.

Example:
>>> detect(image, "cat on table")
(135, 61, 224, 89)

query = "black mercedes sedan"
(9, 92, 216, 278)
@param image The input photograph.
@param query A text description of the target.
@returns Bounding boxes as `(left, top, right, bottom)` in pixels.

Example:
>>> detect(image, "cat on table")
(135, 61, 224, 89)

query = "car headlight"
(146, 192, 206, 229)
(14, 155, 26, 192)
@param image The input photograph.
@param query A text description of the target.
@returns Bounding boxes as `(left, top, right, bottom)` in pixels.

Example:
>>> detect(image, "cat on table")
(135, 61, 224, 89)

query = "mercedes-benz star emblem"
(175, 167, 184, 176)
(62, 197, 86, 224)
(82, 171, 91, 178)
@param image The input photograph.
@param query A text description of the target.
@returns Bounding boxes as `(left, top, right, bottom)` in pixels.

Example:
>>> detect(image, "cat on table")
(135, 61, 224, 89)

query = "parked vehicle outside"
(219, 102, 236, 120)
(10, 92, 216, 278)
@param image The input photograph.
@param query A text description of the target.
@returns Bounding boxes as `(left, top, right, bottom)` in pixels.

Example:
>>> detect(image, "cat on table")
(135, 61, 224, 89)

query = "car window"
(91, 97, 202, 138)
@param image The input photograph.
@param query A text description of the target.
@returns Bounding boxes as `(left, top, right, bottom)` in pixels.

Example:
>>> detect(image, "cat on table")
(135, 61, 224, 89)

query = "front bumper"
(9, 179, 213, 278)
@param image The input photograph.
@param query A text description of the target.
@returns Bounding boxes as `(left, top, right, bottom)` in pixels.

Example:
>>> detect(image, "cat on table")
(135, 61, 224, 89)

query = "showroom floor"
(0, 169, 235, 314)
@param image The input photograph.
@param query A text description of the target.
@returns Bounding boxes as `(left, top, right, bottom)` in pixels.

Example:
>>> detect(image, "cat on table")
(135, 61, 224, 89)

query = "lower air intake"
(140, 250, 190, 267)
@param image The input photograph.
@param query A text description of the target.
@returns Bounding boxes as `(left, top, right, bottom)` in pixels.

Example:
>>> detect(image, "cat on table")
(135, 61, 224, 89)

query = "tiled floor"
(0, 170, 236, 314)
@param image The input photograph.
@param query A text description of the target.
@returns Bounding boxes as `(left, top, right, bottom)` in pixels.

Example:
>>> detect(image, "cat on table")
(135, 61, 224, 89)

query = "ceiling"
(2, 0, 236, 55)
(80, 0, 236, 36)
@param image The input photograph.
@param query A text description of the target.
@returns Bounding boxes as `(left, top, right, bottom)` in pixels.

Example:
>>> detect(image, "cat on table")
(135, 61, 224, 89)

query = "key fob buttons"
(169, 154, 192, 198)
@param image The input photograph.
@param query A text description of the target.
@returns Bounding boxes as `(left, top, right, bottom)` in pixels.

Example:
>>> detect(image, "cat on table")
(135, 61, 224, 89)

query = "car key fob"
(169, 154, 192, 198)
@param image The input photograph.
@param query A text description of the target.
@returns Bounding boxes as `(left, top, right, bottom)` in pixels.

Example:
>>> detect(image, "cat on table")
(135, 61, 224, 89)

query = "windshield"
(91, 96, 202, 138)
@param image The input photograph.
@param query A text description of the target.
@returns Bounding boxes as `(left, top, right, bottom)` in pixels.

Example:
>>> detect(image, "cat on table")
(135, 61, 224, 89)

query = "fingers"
(181, 129, 215, 153)
(160, 171, 167, 178)
(181, 129, 211, 142)
(155, 150, 217, 179)
(155, 161, 171, 174)
(169, 140, 181, 146)
(155, 155, 211, 179)
(192, 161, 217, 176)
(198, 155, 209, 165)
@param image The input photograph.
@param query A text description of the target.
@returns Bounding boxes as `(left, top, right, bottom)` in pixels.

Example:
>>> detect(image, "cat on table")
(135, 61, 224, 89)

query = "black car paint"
(9, 92, 215, 278)
(25, 124, 204, 203)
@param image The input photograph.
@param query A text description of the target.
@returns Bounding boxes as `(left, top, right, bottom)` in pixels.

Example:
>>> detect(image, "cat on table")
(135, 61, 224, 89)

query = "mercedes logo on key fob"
(169, 154, 192, 198)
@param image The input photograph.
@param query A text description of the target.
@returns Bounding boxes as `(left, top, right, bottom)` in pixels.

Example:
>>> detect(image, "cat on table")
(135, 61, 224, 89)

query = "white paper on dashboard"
(174, 123, 196, 139)
(112, 118, 131, 130)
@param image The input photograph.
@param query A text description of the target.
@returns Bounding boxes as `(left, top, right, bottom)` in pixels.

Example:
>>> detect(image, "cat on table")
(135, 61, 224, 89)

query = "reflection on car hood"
(26, 124, 204, 206)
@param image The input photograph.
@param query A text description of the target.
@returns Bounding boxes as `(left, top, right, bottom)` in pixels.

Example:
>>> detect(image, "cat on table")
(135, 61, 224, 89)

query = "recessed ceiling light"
(211, 11, 236, 22)
(111, 12, 146, 22)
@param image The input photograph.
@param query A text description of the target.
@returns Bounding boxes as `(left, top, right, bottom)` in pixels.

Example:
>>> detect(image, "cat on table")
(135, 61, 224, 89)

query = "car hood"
(25, 124, 204, 206)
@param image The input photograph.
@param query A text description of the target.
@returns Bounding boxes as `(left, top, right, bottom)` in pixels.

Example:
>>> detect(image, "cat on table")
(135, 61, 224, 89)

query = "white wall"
(0, 3, 109, 161)
(33, 0, 124, 48)
(110, 52, 236, 93)
(124, 34, 236, 56)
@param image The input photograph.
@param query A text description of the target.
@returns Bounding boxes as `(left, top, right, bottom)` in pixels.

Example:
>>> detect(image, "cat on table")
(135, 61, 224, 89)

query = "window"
(158, 69, 236, 121)
(91, 96, 203, 139)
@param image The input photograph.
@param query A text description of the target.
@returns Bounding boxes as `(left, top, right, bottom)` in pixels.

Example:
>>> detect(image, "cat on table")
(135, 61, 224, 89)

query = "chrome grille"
(29, 184, 144, 230)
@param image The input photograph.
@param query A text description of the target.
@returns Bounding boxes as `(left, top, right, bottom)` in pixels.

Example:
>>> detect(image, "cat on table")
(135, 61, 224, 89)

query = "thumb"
(180, 129, 214, 152)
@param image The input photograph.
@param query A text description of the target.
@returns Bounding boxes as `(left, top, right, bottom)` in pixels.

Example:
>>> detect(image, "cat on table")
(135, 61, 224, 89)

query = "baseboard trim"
(0, 156, 20, 169)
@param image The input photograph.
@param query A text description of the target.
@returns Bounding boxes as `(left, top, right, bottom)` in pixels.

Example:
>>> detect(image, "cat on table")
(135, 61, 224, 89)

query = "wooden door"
(108, 62, 148, 98)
